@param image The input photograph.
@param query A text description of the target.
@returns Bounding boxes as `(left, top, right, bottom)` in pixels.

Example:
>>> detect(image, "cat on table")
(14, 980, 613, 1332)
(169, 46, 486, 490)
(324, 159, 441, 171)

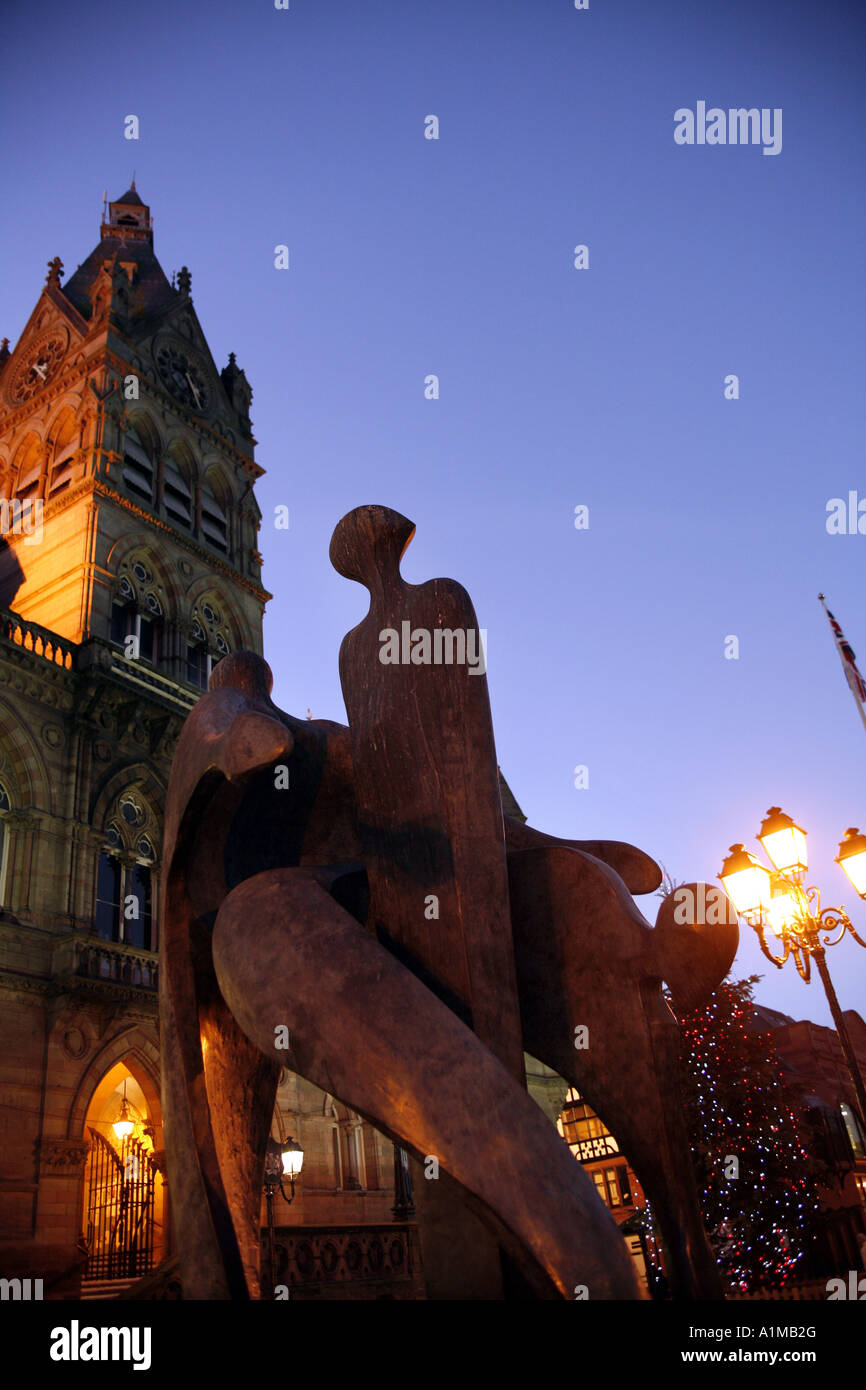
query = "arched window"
(0, 781, 10, 908)
(48, 409, 78, 497)
(94, 796, 157, 950)
(186, 607, 230, 690)
(110, 569, 163, 665)
(122, 428, 154, 503)
(328, 1101, 366, 1191)
(14, 437, 42, 501)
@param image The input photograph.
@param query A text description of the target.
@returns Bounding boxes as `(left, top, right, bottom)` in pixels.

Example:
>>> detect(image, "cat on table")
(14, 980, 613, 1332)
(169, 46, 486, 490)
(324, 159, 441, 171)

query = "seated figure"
(160, 506, 737, 1300)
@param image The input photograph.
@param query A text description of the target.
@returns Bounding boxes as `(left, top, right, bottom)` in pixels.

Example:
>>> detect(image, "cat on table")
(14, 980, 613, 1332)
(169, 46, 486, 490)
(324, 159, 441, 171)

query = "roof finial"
(131, 172, 136, 190)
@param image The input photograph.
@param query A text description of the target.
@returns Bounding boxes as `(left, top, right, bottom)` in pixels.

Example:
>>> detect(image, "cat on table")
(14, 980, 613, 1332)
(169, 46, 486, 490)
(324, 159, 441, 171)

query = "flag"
(820, 595, 866, 704)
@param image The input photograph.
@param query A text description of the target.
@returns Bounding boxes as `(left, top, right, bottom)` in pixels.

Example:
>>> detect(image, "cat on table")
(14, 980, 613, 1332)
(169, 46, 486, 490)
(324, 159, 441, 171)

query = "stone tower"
(0, 182, 267, 658)
(0, 185, 269, 1296)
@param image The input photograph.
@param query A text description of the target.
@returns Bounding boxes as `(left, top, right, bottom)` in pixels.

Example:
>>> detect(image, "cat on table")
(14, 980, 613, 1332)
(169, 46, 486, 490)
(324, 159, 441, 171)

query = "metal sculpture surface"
(160, 505, 737, 1300)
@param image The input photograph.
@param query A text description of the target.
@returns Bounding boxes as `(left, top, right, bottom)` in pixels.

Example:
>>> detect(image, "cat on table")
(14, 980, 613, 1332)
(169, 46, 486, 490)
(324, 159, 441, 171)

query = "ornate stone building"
(0, 186, 407, 1300)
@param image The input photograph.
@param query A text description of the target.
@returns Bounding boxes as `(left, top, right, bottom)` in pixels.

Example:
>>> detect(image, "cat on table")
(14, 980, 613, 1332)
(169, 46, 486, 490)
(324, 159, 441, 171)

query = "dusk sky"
(3, 0, 865, 1027)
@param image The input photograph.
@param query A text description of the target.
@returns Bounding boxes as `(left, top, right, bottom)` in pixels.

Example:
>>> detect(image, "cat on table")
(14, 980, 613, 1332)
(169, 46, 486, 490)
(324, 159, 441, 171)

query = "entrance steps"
(80, 1277, 138, 1300)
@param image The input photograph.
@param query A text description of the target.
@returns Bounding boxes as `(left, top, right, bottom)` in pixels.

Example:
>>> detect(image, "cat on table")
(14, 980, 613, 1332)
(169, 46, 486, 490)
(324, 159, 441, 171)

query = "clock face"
(155, 343, 210, 413)
(11, 335, 65, 403)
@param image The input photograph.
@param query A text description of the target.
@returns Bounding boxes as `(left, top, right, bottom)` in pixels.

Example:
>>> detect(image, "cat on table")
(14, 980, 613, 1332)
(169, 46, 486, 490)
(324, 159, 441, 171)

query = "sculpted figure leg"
(211, 865, 641, 1301)
(507, 845, 738, 1300)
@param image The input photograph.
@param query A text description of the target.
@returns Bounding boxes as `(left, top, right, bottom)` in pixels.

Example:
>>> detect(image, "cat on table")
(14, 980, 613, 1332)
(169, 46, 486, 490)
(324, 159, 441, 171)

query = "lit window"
(841, 1103, 866, 1160)
(558, 1094, 620, 1162)
(590, 1164, 632, 1210)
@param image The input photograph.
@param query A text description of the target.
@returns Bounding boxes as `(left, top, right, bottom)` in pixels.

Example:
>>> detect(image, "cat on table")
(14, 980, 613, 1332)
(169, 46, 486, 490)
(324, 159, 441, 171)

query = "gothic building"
(0, 186, 403, 1299)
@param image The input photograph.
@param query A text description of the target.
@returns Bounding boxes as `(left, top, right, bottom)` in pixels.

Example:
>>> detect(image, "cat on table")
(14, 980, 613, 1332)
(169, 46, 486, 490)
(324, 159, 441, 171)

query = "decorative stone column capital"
(40, 1138, 90, 1174)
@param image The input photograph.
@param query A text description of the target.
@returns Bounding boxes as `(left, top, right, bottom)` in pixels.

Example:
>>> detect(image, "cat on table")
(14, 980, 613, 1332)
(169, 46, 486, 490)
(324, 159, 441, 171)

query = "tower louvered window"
(201, 485, 228, 551)
(164, 461, 192, 528)
(122, 433, 154, 502)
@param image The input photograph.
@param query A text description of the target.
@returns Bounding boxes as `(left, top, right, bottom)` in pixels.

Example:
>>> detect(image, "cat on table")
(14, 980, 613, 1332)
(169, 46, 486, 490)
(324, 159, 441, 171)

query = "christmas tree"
(674, 974, 821, 1293)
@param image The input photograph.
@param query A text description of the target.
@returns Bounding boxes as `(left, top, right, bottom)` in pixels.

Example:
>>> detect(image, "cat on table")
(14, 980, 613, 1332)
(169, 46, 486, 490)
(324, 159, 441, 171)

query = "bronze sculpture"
(160, 505, 737, 1300)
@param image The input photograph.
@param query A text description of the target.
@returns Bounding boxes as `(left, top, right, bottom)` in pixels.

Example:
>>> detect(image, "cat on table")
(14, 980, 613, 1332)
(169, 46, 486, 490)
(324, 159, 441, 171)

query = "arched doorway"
(81, 1061, 165, 1289)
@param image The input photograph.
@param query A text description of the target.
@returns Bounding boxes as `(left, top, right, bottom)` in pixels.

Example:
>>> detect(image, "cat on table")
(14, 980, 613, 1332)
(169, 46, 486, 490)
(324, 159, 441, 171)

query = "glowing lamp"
(719, 844, 772, 918)
(113, 1089, 134, 1142)
(758, 807, 808, 876)
(837, 827, 866, 899)
(767, 880, 798, 938)
(281, 1137, 304, 1179)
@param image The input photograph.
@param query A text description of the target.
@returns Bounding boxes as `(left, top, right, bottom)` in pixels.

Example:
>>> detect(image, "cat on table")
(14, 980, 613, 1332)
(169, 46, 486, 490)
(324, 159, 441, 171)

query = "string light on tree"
(668, 977, 820, 1293)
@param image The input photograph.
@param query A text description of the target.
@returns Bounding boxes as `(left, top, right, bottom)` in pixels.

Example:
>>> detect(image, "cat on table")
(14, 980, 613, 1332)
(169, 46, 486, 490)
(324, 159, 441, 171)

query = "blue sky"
(2, 0, 865, 1028)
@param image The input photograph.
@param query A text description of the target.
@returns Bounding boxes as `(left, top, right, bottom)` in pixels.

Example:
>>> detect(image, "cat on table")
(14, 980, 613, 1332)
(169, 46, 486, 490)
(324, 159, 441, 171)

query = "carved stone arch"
(66, 1026, 162, 1141)
(164, 433, 197, 467)
(45, 388, 84, 429)
(45, 402, 80, 462)
(201, 459, 234, 507)
(105, 531, 185, 621)
(185, 577, 251, 651)
(124, 408, 163, 461)
(90, 762, 164, 845)
(0, 695, 52, 812)
(9, 430, 44, 491)
(163, 427, 198, 465)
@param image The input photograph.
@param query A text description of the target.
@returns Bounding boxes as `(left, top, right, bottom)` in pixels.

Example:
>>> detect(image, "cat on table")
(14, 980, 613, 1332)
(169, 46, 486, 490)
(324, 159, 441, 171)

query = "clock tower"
(0, 183, 268, 668)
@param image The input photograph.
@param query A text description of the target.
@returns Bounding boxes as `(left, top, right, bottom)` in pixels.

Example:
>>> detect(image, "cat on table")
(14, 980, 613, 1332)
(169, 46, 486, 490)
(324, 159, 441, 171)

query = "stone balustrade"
(0, 610, 74, 669)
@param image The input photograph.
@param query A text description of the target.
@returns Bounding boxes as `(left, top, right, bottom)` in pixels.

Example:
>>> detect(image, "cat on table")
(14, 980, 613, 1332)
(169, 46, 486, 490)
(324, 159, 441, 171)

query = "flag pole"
(818, 593, 866, 733)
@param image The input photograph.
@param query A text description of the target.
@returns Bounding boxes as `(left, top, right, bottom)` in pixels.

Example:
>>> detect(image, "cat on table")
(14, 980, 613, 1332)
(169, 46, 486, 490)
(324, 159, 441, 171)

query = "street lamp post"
(263, 1135, 304, 1296)
(719, 808, 866, 1132)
